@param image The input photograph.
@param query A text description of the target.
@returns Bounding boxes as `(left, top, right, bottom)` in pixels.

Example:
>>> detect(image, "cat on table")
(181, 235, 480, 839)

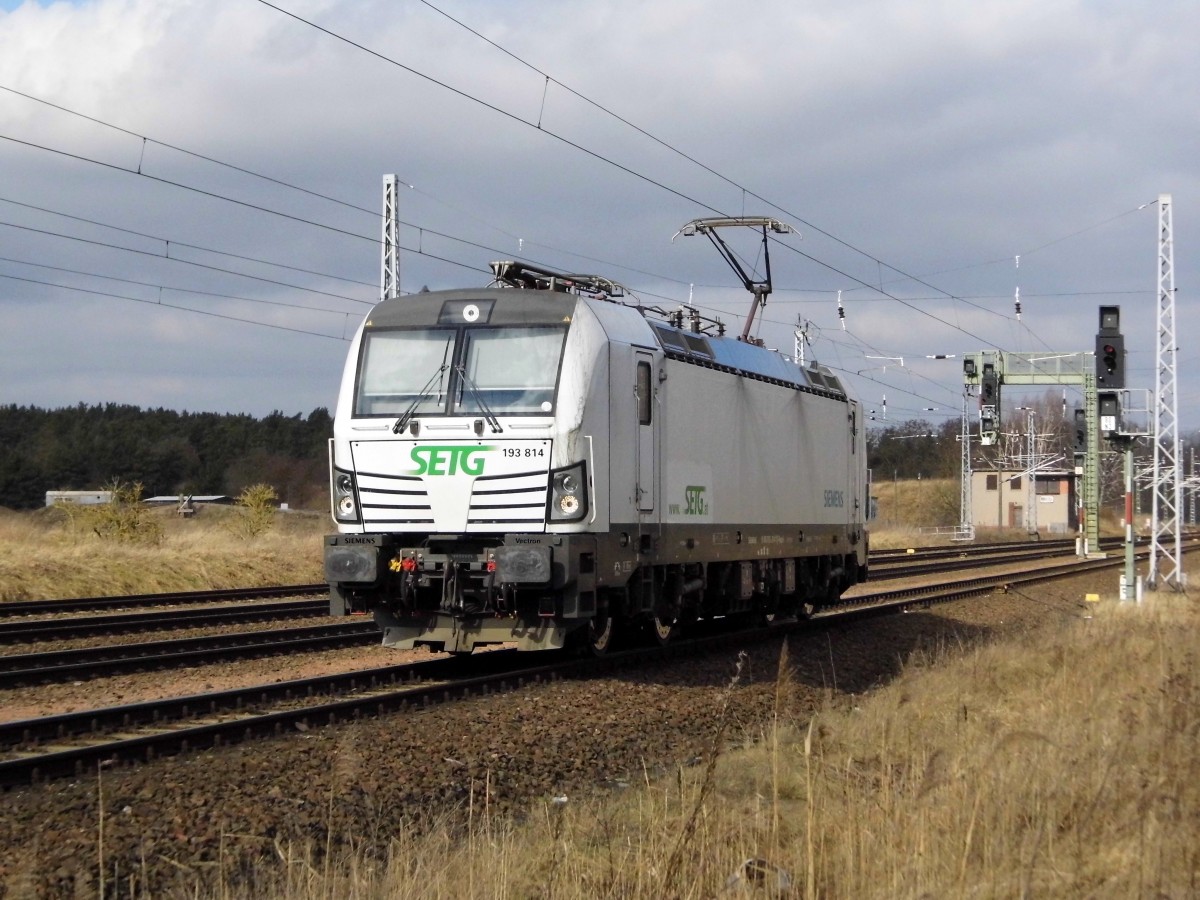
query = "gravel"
(0, 569, 1110, 897)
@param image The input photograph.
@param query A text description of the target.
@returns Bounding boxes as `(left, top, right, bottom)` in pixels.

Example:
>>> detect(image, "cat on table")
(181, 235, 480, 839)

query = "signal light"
(1073, 408, 1087, 454)
(1094, 334, 1124, 388)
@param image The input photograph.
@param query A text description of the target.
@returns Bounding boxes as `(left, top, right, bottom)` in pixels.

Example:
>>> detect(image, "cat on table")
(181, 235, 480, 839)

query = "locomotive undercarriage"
(328, 529, 864, 653)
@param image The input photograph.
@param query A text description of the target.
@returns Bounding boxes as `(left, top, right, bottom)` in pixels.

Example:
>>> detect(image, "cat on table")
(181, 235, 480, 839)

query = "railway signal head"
(980, 362, 1000, 426)
(1073, 408, 1087, 454)
(980, 413, 997, 446)
(981, 375, 996, 403)
(1094, 336, 1124, 388)
(1095, 306, 1125, 389)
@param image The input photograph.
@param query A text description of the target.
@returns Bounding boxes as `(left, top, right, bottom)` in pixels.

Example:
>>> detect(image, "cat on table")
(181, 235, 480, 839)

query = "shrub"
(58, 480, 163, 545)
(228, 483, 279, 538)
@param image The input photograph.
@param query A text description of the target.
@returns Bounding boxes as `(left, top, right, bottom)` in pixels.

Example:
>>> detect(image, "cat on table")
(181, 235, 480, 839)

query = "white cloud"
(0, 0, 1195, 422)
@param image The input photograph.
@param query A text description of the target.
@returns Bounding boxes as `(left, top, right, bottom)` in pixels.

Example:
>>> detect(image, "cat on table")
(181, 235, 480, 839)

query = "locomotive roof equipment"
(674, 216, 796, 345)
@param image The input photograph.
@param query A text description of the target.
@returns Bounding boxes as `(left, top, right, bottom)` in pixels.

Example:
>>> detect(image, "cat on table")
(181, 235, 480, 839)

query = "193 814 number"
(502, 447, 545, 458)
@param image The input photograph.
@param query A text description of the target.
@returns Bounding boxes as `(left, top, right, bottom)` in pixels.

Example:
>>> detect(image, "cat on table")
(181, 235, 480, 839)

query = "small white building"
(970, 469, 1075, 534)
(45, 490, 112, 507)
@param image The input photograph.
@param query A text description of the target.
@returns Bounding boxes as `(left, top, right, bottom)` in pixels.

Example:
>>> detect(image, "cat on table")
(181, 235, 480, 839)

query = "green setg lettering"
(410, 445, 493, 476)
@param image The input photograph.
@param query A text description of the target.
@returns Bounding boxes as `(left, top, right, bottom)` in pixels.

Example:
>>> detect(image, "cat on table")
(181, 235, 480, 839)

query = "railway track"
(0, 539, 1168, 677)
(4, 543, 1189, 788)
(0, 584, 328, 617)
(0, 540, 1111, 644)
(0, 598, 329, 644)
(0, 621, 379, 688)
(0, 539, 1093, 622)
(0, 548, 1000, 643)
(867, 537, 1132, 580)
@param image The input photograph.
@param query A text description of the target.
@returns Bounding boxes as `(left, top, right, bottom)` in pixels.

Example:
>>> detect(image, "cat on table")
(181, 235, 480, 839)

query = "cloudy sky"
(0, 0, 1195, 437)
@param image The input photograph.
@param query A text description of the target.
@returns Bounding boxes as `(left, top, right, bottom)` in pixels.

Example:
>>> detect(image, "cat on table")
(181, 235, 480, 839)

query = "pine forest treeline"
(4, 399, 1193, 514)
(0, 404, 331, 511)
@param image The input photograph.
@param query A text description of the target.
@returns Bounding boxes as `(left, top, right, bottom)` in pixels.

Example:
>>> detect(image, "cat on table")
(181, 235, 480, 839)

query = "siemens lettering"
(410, 445, 493, 476)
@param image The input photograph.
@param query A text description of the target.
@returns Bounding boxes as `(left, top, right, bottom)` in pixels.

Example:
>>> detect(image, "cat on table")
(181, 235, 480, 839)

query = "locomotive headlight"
(332, 467, 361, 524)
(548, 461, 588, 522)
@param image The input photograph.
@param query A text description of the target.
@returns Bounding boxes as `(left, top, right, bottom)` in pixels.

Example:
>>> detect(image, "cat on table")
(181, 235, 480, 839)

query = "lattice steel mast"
(959, 392, 974, 540)
(381, 174, 401, 301)
(1149, 193, 1183, 590)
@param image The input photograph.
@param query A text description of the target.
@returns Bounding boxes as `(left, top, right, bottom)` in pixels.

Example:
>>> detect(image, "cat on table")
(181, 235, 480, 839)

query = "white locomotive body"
(325, 263, 868, 652)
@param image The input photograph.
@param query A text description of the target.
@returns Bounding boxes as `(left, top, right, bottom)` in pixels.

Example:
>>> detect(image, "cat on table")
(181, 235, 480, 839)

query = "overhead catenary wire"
(0, 218, 378, 307)
(0, 271, 353, 341)
(251, 0, 725, 218)
(0, 254, 360, 317)
(254, 1, 1010, 351)
(398, 0, 1155, 370)
(2, 54, 1134, 368)
(0, 82, 693, 289)
(0, 11, 1156, 419)
(0, 195, 378, 291)
(0, 108, 692, 298)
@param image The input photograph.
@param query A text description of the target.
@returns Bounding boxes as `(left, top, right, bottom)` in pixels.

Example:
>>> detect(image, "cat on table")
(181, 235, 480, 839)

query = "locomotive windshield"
(355, 324, 567, 418)
(356, 328, 454, 417)
(457, 326, 565, 415)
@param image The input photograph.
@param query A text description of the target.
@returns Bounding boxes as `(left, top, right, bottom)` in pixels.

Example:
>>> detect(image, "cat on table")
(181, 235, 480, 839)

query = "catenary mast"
(1149, 194, 1183, 590)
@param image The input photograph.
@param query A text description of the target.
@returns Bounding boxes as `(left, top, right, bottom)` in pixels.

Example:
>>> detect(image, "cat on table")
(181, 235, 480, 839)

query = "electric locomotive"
(325, 240, 868, 653)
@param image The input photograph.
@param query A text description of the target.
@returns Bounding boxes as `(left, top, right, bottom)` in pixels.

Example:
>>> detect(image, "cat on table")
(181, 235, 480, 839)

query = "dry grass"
(871, 477, 960, 530)
(173, 578, 1198, 899)
(0, 506, 325, 601)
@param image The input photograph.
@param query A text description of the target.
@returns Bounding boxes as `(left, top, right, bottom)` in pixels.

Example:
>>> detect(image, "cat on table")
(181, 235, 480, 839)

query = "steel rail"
(0, 621, 379, 688)
(869, 544, 1084, 580)
(0, 584, 328, 617)
(0, 599, 328, 644)
(868, 535, 1135, 563)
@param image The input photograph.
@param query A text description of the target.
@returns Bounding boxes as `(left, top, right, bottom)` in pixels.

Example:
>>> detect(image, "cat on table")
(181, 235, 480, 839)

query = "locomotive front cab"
(324, 286, 599, 651)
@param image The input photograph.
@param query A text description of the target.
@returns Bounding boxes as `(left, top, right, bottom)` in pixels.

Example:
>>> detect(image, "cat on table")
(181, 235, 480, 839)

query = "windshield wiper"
(455, 365, 503, 434)
(392, 365, 448, 434)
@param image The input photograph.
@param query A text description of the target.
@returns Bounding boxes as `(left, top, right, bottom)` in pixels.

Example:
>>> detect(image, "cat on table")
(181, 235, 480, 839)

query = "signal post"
(962, 307, 1126, 559)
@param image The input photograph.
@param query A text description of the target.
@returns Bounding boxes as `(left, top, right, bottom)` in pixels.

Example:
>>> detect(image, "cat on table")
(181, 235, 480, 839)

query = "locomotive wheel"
(589, 611, 616, 655)
(651, 611, 677, 644)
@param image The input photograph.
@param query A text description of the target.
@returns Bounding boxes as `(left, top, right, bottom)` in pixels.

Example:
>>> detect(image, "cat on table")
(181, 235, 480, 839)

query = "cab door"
(634, 351, 655, 513)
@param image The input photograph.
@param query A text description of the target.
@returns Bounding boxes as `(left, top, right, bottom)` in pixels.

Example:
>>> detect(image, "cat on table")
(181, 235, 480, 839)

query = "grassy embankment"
(0, 504, 325, 602)
(254, 586, 1192, 899)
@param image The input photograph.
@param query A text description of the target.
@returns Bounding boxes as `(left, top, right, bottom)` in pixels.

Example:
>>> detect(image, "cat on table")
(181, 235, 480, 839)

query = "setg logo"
(684, 485, 708, 516)
(410, 445, 493, 476)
